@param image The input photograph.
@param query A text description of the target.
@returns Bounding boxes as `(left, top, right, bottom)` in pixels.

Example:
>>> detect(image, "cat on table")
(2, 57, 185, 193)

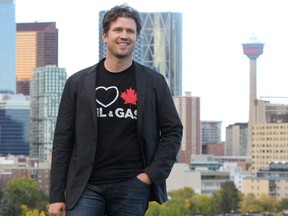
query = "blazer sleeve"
(143, 74, 183, 186)
(50, 76, 76, 203)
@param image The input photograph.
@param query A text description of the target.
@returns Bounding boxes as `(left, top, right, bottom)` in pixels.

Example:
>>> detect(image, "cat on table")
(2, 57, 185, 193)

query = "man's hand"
(49, 202, 66, 216)
(137, 172, 152, 185)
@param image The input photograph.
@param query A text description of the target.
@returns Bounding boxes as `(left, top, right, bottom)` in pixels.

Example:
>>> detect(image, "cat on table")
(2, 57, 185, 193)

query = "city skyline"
(16, 0, 288, 133)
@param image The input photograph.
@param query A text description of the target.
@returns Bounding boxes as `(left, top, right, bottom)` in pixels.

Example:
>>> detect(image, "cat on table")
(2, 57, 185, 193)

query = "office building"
(99, 11, 182, 96)
(0, 0, 16, 94)
(203, 143, 224, 156)
(16, 22, 58, 95)
(30, 65, 66, 162)
(167, 163, 230, 195)
(225, 123, 248, 156)
(257, 99, 288, 124)
(251, 123, 288, 174)
(201, 121, 222, 145)
(243, 162, 288, 199)
(173, 91, 201, 164)
(0, 94, 30, 156)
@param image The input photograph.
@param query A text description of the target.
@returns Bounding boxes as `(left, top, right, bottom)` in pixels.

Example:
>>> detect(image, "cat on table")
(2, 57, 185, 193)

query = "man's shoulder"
(134, 61, 163, 78)
(73, 64, 98, 77)
(66, 63, 99, 82)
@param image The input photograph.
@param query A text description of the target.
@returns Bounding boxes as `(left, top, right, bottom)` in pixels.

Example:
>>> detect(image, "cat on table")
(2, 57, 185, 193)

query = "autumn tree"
(240, 193, 263, 214)
(0, 177, 48, 216)
(191, 194, 212, 215)
(145, 187, 195, 216)
(258, 194, 278, 213)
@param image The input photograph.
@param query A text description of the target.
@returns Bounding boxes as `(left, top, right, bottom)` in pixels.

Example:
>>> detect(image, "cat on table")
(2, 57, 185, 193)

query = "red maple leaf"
(120, 87, 137, 105)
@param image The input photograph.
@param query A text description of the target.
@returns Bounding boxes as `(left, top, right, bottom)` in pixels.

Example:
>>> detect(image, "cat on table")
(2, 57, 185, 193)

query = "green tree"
(0, 189, 3, 200)
(278, 198, 288, 212)
(168, 187, 195, 214)
(240, 193, 263, 214)
(258, 194, 278, 213)
(192, 194, 212, 215)
(210, 190, 222, 215)
(0, 177, 48, 216)
(145, 202, 161, 216)
(0, 190, 9, 216)
(218, 181, 241, 214)
(168, 187, 195, 200)
(146, 187, 195, 216)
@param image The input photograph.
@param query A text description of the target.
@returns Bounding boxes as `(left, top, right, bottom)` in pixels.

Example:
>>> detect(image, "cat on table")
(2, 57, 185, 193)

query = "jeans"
(67, 177, 151, 216)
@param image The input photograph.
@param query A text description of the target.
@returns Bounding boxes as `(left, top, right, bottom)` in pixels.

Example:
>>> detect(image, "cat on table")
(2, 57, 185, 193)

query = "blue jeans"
(67, 177, 151, 216)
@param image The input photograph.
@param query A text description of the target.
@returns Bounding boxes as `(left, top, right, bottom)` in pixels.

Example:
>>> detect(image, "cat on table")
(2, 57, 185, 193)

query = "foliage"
(21, 205, 47, 216)
(218, 181, 241, 214)
(210, 190, 222, 215)
(0, 189, 3, 200)
(240, 193, 267, 214)
(258, 194, 278, 212)
(278, 198, 288, 212)
(145, 187, 195, 215)
(191, 194, 212, 215)
(0, 177, 49, 216)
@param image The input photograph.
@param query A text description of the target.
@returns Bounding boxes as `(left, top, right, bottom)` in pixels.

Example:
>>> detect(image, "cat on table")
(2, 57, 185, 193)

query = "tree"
(145, 187, 195, 216)
(168, 187, 195, 214)
(0, 177, 49, 216)
(168, 187, 195, 200)
(192, 194, 212, 215)
(258, 194, 278, 213)
(210, 190, 222, 215)
(218, 181, 241, 214)
(278, 198, 288, 212)
(240, 193, 263, 214)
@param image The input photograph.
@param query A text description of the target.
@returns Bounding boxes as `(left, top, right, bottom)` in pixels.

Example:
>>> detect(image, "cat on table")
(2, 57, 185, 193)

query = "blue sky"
(16, 0, 288, 137)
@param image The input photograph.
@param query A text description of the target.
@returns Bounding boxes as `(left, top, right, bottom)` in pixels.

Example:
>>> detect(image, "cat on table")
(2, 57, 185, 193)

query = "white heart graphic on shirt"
(95, 86, 119, 108)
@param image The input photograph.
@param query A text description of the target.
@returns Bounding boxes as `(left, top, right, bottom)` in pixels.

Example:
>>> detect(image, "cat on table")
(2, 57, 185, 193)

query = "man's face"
(103, 17, 138, 59)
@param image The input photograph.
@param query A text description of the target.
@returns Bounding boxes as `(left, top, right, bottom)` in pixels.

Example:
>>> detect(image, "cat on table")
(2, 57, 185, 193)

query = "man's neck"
(104, 56, 132, 73)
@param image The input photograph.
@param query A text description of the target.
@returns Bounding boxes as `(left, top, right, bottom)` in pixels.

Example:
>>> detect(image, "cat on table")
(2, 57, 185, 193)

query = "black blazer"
(50, 59, 183, 209)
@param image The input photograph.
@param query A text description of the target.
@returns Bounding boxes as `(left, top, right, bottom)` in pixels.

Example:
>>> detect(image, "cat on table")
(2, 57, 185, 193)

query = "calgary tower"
(242, 35, 264, 156)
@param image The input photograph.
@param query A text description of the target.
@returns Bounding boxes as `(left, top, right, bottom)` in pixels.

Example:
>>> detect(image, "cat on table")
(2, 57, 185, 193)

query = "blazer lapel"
(135, 63, 147, 131)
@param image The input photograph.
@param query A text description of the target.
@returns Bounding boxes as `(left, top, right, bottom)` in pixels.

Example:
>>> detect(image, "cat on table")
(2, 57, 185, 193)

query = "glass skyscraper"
(16, 22, 58, 95)
(0, 0, 16, 94)
(99, 11, 182, 96)
(30, 65, 66, 162)
(0, 94, 30, 155)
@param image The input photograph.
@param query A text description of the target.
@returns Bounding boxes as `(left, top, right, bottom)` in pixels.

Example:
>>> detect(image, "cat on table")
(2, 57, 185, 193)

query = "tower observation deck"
(242, 35, 264, 59)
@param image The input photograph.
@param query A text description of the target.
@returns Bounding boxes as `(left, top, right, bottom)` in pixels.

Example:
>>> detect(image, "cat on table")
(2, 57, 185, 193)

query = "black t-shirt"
(89, 61, 144, 184)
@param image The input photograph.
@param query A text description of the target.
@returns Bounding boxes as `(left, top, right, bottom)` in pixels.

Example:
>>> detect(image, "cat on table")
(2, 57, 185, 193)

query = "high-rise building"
(201, 121, 222, 145)
(0, 94, 30, 156)
(173, 91, 201, 164)
(0, 0, 16, 94)
(30, 65, 66, 162)
(251, 123, 288, 174)
(225, 123, 248, 156)
(99, 11, 182, 96)
(257, 99, 288, 124)
(16, 22, 58, 95)
(201, 121, 223, 155)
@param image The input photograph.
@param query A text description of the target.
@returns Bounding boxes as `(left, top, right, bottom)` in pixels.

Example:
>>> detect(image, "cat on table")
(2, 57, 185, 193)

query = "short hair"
(102, 4, 142, 36)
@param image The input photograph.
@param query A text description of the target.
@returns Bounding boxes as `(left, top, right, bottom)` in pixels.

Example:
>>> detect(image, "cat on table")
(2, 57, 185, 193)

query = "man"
(49, 4, 182, 216)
